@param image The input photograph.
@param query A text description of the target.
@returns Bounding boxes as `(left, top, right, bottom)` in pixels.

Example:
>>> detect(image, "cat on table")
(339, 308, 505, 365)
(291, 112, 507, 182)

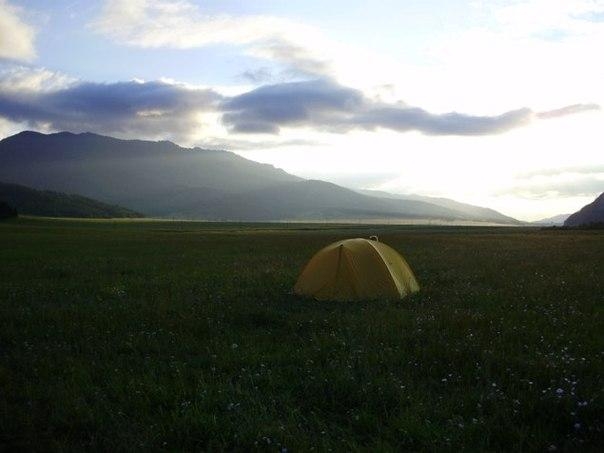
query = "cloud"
(422, 0, 604, 117)
(517, 164, 604, 178)
(92, 0, 331, 78)
(304, 172, 402, 190)
(195, 137, 322, 152)
(0, 0, 36, 61)
(93, 0, 276, 48)
(240, 67, 274, 84)
(353, 106, 534, 136)
(2, 68, 598, 141)
(221, 79, 598, 136)
(247, 40, 332, 78)
(0, 68, 222, 141)
(0, 66, 74, 92)
(536, 103, 601, 119)
(502, 177, 604, 199)
(502, 163, 604, 199)
(492, 0, 604, 39)
(221, 79, 365, 134)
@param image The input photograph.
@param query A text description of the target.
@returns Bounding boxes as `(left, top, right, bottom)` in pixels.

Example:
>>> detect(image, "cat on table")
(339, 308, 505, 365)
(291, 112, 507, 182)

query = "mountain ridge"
(358, 189, 519, 224)
(564, 193, 604, 226)
(532, 213, 571, 225)
(0, 130, 519, 224)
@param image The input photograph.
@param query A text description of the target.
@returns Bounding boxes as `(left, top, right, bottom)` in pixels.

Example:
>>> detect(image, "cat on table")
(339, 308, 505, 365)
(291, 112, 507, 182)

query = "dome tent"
(294, 238, 419, 301)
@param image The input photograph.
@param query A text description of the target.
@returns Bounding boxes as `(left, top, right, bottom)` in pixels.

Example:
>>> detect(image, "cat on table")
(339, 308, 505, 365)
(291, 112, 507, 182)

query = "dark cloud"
(221, 78, 592, 136)
(0, 72, 599, 141)
(352, 106, 533, 135)
(221, 79, 364, 133)
(0, 79, 222, 140)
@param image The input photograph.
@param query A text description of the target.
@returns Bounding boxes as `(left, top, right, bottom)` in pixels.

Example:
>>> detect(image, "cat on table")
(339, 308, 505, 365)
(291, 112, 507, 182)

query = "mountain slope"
(176, 180, 466, 221)
(358, 189, 520, 224)
(532, 213, 570, 226)
(0, 131, 519, 223)
(0, 182, 143, 218)
(564, 193, 604, 226)
(0, 131, 301, 209)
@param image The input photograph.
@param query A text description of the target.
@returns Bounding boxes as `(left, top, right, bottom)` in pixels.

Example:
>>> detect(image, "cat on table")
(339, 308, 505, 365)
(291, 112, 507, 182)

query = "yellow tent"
(294, 238, 419, 301)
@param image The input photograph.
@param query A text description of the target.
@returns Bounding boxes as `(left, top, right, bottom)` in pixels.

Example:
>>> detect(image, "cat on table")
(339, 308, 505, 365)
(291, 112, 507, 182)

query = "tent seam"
(366, 240, 403, 296)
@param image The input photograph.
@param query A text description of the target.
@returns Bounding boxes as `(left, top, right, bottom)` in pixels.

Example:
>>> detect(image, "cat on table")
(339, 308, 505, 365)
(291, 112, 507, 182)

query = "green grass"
(0, 217, 602, 451)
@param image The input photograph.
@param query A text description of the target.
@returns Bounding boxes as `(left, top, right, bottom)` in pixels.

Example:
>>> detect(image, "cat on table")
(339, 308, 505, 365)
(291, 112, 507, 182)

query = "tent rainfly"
(294, 238, 419, 301)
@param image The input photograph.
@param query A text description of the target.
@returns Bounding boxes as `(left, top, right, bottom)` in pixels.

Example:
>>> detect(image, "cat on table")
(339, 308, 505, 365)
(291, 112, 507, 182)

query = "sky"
(0, 0, 603, 221)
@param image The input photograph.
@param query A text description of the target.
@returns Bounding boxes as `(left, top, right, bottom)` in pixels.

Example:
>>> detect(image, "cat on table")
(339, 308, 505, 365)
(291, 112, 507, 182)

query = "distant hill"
(0, 131, 520, 223)
(175, 179, 466, 221)
(358, 189, 520, 224)
(532, 213, 570, 226)
(564, 193, 604, 227)
(0, 201, 17, 219)
(0, 182, 143, 218)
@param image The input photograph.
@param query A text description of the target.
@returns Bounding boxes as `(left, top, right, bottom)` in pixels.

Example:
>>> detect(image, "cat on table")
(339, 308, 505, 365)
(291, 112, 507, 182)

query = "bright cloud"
(0, 66, 74, 92)
(424, 0, 604, 113)
(505, 164, 604, 199)
(92, 0, 332, 77)
(492, 0, 604, 36)
(0, 0, 37, 61)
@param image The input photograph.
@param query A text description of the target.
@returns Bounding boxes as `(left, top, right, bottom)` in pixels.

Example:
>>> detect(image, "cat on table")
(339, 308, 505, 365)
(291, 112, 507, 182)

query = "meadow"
(0, 217, 602, 451)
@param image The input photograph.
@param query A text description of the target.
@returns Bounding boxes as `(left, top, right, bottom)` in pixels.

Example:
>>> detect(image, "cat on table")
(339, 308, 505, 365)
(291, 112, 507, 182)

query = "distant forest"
(0, 182, 143, 219)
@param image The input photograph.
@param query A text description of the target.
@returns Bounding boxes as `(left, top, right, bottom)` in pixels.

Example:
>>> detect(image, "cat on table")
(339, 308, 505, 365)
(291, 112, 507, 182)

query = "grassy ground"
(0, 217, 602, 451)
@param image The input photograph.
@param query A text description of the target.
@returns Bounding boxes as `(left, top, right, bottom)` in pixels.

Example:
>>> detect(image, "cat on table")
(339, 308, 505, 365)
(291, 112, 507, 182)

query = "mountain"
(564, 193, 604, 227)
(0, 131, 519, 223)
(532, 213, 570, 226)
(174, 179, 466, 221)
(0, 182, 142, 218)
(0, 131, 301, 210)
(358, 189, 520, 224)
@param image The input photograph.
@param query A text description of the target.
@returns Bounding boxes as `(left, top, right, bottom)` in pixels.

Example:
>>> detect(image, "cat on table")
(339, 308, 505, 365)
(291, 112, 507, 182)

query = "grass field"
(1, 217, 602, 451)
